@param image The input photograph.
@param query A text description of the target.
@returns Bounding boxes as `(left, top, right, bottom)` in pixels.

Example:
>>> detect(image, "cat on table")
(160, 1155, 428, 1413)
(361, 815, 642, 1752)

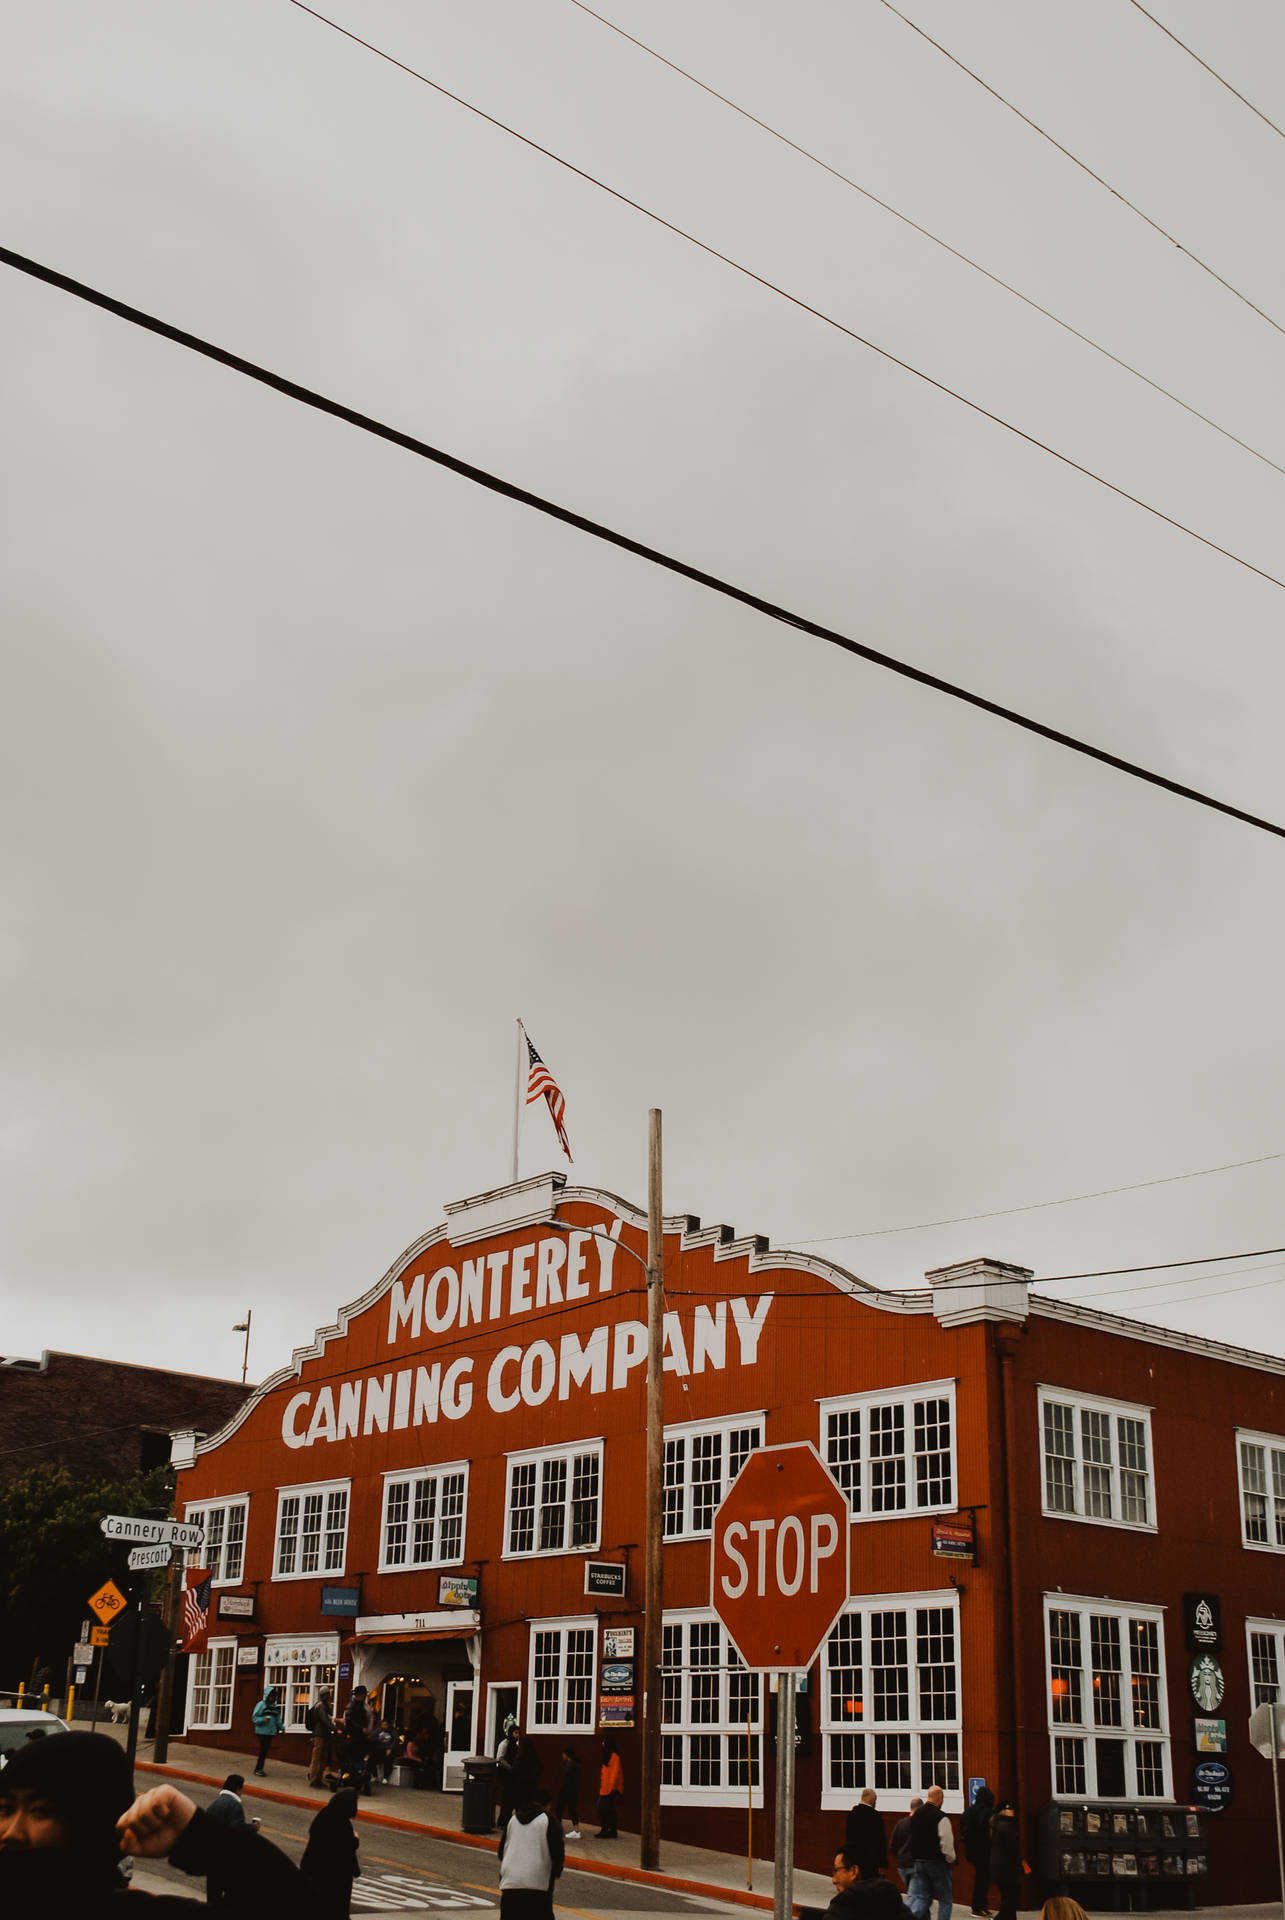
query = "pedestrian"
(499, 1785, 564, 1920)
(828, 1847, 915, 1920)
(252, 1684, 285, 1776)
(0, 1730, 309, 1911)
(960, 1787, 994, 1917)
(301, 1786, 362, 1918)
(496, 1717, 521, 1830)
(988, 1803, 1022, 1920)
(845, 1787, 888, 1878)
(595, 1736, 623, 1838)
(307, 1687, 338, 1787)
(890, 1800, 923, 1890)
(554, 1745, 582, 1839)
(905, 1783, 956, 1920)
(205, 1776, 248, 1829)
(342, 1687, 373, 1792)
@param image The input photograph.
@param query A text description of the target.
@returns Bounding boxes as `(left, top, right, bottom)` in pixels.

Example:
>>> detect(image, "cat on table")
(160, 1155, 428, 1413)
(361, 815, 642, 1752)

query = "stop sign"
(710, 1441, 850, 1671)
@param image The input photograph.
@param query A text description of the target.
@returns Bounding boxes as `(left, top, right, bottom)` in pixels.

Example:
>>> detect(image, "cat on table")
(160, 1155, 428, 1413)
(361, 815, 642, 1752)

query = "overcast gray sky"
(5, 0, 1285, 1386)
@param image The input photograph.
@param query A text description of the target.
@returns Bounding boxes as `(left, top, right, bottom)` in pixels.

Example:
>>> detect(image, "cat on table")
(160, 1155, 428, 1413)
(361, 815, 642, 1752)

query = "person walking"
(988, 1801, 1022, 1920)
(307, 1687, 338, 1788)
(845, 1787, 888, 1878)
(342, 1687, 374, 1792)
(829, 1848, 915, 1920)
(891, 1800, 923, 1890)
(960, 1787, 994, 1917)
(496, 1716, 521, 1831)
(595, 1737, 623, 1838)
(301, 1786, 362, 1918)
(252, 1685, 285, 1777)
(499, 1786, 564, 1920)
(905, 1784, 956, 1920)
(204, 1776, 247, 1829)
(554, 1745, 583, 1839)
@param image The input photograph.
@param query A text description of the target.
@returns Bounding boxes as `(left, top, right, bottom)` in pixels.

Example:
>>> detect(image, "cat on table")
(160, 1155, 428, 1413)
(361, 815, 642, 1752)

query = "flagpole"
(512, 1019, 524, 1184)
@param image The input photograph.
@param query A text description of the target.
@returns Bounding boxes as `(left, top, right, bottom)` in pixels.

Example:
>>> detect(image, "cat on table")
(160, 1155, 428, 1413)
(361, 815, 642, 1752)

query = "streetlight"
(546, 1107, 665, 1872)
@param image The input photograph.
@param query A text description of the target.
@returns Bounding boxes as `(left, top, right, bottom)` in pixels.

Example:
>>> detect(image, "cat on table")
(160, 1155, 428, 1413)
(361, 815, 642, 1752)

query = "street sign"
(127, 1544, 174, 1572)
(1250, 1702, 1285, 1757)
(88, 1579, 128, 1625)
(91, 1626, 111, 1647)
(73, 1642, 94, 1665)
(710, 1441, 849, 1671)
(100, 1515, 204, 1549)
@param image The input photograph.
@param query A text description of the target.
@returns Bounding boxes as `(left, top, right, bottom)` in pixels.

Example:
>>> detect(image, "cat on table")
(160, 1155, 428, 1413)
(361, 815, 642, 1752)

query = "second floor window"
(274, 1480, 349, 1579)
(185, 1498, 248, 1586)
(1038, 1390, 1153, 1529)
(505, 1442, 601, 1556)
(1238, 1432, 1285, 1550)
(663, 1415, 763, 1538)
(821, 1383, 955, 1519)
(1249, 1619, 1285, 1706)
(380, 1464, 468, 1571)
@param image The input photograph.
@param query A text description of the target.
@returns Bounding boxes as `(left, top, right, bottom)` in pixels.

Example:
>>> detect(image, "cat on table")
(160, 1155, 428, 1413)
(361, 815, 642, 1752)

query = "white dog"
(103, 1700, 131, 1724)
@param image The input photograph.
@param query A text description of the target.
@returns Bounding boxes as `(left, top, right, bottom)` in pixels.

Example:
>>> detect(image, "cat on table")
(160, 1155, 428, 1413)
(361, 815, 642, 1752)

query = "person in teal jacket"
(251, 1687, 284, 1777)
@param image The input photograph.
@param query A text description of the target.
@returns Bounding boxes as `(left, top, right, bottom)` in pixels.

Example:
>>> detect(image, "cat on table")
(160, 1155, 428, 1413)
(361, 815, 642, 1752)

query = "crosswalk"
(350, 1875, 496, 1912)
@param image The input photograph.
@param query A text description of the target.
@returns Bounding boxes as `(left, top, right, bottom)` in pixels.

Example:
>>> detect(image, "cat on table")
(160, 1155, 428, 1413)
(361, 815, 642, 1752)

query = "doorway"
(486, 1682, 521, 1754)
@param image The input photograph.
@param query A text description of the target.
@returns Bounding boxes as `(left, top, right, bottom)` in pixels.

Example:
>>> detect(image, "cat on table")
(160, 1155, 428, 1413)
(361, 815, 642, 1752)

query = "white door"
(442, 1680, 477, 1791)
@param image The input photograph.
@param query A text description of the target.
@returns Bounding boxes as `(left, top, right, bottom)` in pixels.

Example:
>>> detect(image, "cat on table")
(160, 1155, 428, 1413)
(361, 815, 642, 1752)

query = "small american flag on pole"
(181, 1569, 212, 1652)
(526, 1034, 573, 1162)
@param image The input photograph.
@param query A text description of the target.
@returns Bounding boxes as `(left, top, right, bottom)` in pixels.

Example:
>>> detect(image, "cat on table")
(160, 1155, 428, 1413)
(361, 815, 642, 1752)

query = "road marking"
(351, 1874, 495, 1910)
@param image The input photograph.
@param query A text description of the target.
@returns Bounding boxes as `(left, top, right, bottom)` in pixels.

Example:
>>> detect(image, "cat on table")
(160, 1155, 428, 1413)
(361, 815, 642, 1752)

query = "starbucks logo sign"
(1190, 1654, 1225, 1712)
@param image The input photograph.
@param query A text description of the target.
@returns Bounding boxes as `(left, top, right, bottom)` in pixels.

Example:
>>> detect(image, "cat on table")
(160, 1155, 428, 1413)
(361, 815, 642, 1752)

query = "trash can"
(461, 1756, 497, 1834)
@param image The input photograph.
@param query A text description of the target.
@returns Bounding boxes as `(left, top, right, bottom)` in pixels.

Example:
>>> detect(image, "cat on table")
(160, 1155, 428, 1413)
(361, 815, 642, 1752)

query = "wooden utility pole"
(641, 1108, 664, 1871)
(151, 1554, 184, 1764)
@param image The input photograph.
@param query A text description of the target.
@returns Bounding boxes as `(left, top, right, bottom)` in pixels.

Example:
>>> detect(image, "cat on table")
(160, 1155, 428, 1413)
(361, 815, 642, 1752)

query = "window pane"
(919, 1731, 960, 1792)
(1252, 1632, 1281, 1707)
(870, 1611, 909, 1721)
(873, 1731, 911, 1791)
(1054, 1735, 1086, 1796)
(539, 1458, 567, 1551)
(829, 1731, 866, 1792)
(691, 1432, 723, 1533)
(385, 1481, 409, 1566)
(914, 1398, 952, 1508)
(1049, 1610, 1082, 1724)
(440, 1472, 466, 1562)
(1095, 1737, 1128, 1798)
(916, 1608, 956, 1721)
(827, 1409, 862, 1515)
(1129, 1619, 1161, 1730)
(1091, 1615, 1123, 1727)
(571, 1452, 599, 1547)
(1134, 1740, 1164, 1798)
(828, 1614, 863, 1724)
(1081, 1410, 1112, 1518)
(870, 1405, 907, 1512)
(663, 1438, 685, 1538)
(1117, 1418, 1149, 1524)
(1043, 1403, 1076, 1512)
(508, 1463, 536, 1554)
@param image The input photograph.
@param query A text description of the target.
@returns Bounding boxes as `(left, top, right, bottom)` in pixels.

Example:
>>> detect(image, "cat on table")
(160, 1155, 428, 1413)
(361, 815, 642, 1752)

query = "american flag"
(181, 1569, 212, 1652)
(526, 1034, 572, 1161)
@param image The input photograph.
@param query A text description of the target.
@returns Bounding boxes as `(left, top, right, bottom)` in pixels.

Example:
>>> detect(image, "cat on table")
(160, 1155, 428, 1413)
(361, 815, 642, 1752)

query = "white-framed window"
(820, 1381, 955, 1520)
(1044, 1595, 1170, 1799)
(1237, 1432, 1285, 1551)
(663, 1413, 764, 1539)
(528, 1618, 597, 1732)
(263, 1636, 341, 1732)
(187, 1639, 236, 1730)
(821, 1591, 963, 1812)
(661, 1611, 763, 1808)
(184, 1497, 249, 1587)
(1248, 1618, 1285, 1705)
(379, 1462, 468, 1571)
(273, 1478, 350, 1579)
(1037, 1388, 1155, 1530)
(504, 1440, 601, 1557)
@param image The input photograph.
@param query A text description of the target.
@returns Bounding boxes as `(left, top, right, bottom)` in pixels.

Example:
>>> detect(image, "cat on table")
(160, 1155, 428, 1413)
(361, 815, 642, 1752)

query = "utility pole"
(151, 1554, 184, 1764)
(641, 1108, 664, 1872)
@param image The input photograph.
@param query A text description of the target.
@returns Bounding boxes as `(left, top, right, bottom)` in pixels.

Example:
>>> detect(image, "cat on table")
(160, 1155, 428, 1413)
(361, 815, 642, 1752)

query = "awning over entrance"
(355, 1629, 468, 1645)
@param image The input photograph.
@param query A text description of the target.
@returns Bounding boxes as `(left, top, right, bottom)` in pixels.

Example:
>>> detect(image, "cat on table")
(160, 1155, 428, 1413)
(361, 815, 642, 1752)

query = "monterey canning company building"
(172, 1173, 1285, 1902)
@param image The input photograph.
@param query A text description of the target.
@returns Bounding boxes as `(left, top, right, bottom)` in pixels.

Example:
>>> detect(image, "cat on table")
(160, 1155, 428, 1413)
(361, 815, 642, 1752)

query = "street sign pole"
(772, 1673, 797, 1920)
(124, 1585, 146, 1769)
(1272, 1704, 1285, 1920)
(152, 1554, 184, 1765)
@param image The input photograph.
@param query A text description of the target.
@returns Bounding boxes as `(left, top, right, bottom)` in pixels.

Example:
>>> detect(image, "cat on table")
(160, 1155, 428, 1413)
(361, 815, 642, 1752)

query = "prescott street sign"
(127, 1544, 176, 1572)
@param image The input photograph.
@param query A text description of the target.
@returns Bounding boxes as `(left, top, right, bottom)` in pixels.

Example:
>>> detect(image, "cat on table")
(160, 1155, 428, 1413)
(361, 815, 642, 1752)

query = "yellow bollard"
(41, 1684, 50, 1712)
(16, 1682, 24, 1705)
(67, 1684, 76, 1723)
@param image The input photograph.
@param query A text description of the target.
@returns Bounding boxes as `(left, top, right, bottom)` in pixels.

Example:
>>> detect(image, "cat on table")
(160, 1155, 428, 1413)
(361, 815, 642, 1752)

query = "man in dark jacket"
(890, 1799, 923, 1888)
(959, 1787, 994, 1917)
(906, 1785, 956, 1920)
(828, 1848, 914, 1920)
(845, 1788, 888, 1877)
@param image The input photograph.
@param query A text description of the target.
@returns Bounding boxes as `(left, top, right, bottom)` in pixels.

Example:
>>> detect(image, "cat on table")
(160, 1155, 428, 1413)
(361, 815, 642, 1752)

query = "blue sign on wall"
(321, 1586, 360, 1617)
(1191, 1759, 1232, 1813)
(968, 1777, 988, 1805)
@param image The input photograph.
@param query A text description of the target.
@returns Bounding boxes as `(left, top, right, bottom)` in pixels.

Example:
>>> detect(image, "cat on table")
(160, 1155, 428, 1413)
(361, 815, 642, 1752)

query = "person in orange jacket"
(595, 1739, 623, 1839)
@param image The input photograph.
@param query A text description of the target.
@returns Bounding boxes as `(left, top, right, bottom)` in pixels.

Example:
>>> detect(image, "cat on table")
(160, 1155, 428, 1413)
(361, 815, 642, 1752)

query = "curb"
(134, 1758, 787, 1911)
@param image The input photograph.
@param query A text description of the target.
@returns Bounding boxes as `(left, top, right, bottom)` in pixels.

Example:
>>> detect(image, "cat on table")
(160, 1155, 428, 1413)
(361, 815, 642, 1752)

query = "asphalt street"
(131, 1789, 737, 1915)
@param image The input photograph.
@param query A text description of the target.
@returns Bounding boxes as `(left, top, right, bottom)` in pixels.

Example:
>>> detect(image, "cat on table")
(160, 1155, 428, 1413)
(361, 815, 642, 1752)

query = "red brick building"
(0, 1348, 249, 1484)
(171, 1173, 1285, 1901)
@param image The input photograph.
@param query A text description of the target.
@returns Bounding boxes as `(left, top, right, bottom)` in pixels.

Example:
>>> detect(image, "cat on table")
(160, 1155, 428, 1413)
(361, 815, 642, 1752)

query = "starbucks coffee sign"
(1190, 1654, 1225, 1712)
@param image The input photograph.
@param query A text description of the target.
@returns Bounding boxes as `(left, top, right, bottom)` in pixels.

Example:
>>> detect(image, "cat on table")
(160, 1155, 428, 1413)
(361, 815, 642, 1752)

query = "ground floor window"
(661, 1611, 763, 1808)
(188, 1640, 236, 1730)
(820, 1592, 963, 1812)
(262, 1636, 340, 1732)
(1044, 1595, 1170, 1800)
(529, 1618, 597, 1733)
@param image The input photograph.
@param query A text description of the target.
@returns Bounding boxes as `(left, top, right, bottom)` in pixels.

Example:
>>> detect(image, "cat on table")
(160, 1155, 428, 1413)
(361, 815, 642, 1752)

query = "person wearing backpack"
(307, 1686, 337, 1788)
(251, 1685, 285, 1777)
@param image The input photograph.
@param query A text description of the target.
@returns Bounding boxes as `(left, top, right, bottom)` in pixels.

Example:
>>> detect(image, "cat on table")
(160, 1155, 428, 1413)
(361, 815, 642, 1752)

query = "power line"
(5, 240, 1285, 844)
(1054, 1259, 1284, 1301)
(566, 0, 1285, 483)
(279, 2, 1285, 601)
(1125, 0, 1285, 144)
(1033, 1243, 1285, 1284)
(791, 1148, 1285, 1243)
(876, 0, 1285, 343)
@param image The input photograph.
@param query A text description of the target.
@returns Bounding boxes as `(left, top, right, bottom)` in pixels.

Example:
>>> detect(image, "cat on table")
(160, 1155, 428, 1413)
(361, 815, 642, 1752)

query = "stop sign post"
(711, 1443, 850, 1920)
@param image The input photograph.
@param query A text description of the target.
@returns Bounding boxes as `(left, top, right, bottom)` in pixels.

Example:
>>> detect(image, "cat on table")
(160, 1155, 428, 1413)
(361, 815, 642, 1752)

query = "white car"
(0, 1707, 71, 1766)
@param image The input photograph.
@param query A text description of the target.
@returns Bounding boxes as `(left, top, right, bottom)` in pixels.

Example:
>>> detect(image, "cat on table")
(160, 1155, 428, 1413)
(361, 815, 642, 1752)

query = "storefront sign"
(603, 1628, 635, 1659)
(236, 1645, 260, 1667)
(1189, 1655, 1225, 1712)
(598, 1695, 634, 1728)
(600, 1660, 634, 1693)
(931, 1518, 975, 1561)
(584, 1561, 627, 1597)
(264, 1637, 340, 1666)
(321, 1586, 360, 1617)
(217, 1594, 256, 1621)
(1191, 1759, 1232, 1813)
(1194, 1717, 1227, 1752)
(439, 1575, 479, 1607)
(1183, 1593, 1222, 1651)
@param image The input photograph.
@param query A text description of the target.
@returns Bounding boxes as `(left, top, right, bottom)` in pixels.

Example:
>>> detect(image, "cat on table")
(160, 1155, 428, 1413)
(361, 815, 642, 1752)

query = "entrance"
(442, 1680, 476, 1790)
(486, 1682, 521, 1754)
(377, 1673, 436, 1733)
